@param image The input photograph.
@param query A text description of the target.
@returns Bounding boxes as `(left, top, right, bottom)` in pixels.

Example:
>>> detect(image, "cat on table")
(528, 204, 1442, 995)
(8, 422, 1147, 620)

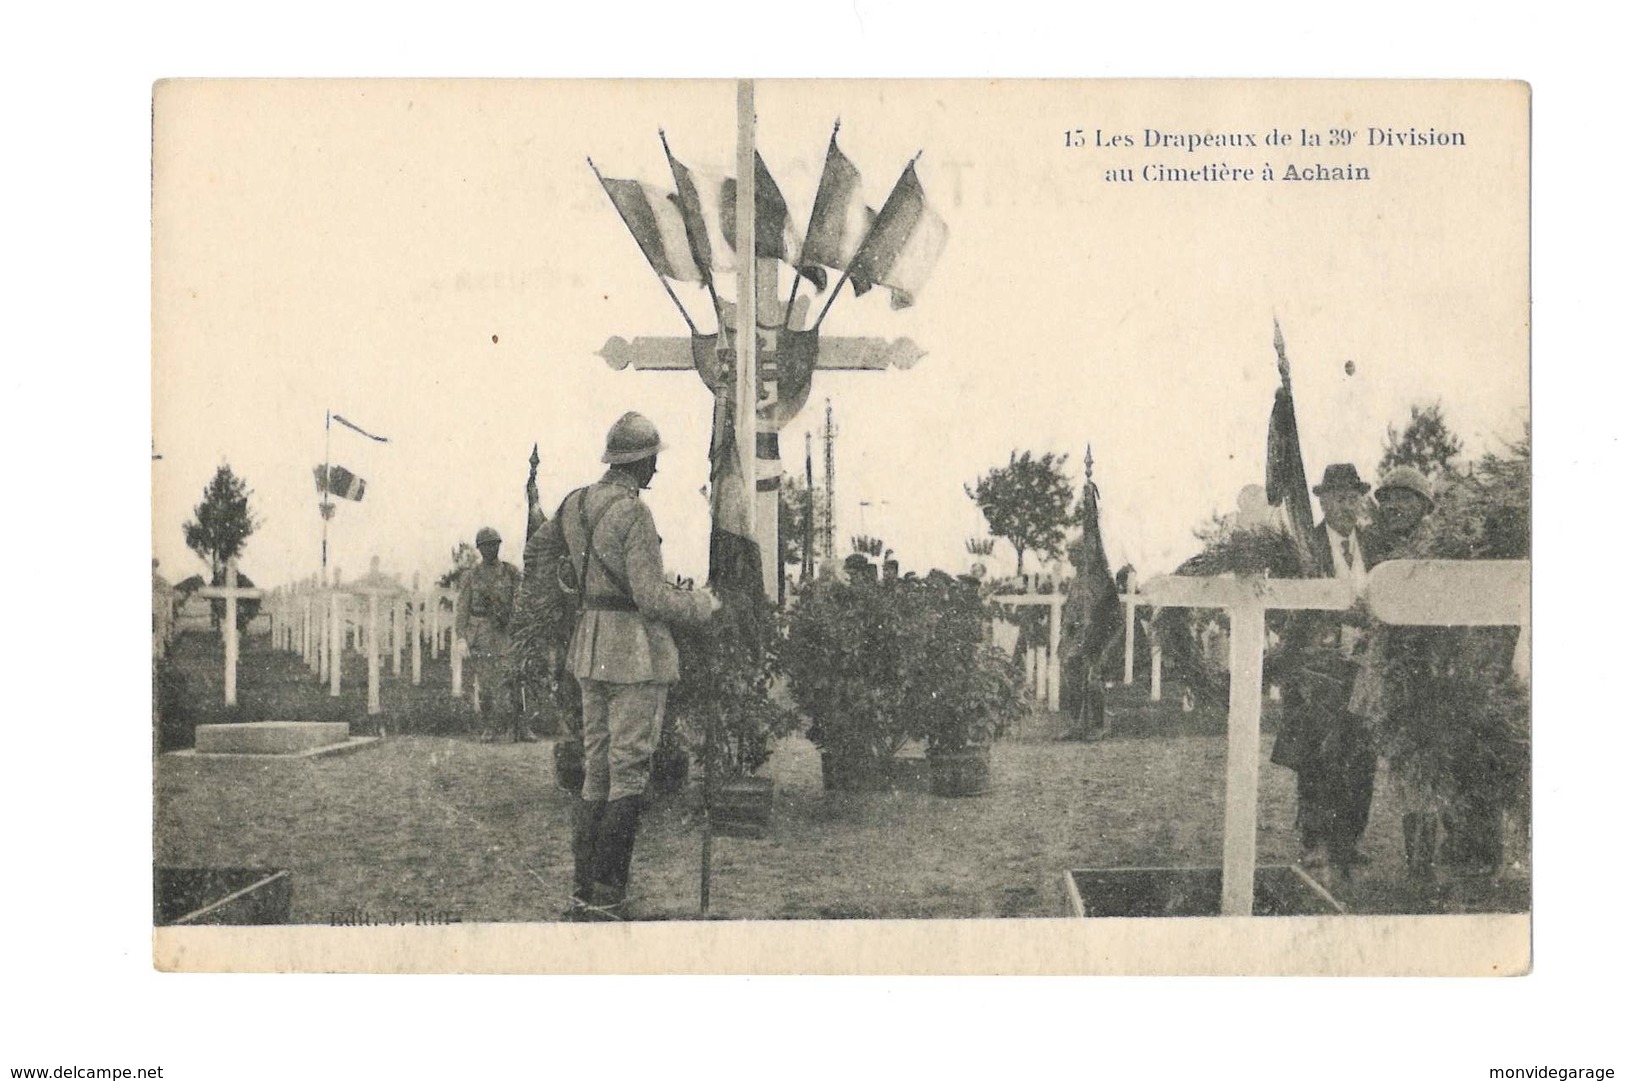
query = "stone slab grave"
(174, 721, 379, 759)
(1063, 558, 1529, 918)
(1065, 865, 1345, 918)
(154, 867, 292, 925)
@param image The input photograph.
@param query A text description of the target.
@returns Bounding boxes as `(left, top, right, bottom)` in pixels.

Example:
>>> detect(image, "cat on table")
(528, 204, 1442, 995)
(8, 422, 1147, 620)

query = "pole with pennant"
(320, 410, 334, 574)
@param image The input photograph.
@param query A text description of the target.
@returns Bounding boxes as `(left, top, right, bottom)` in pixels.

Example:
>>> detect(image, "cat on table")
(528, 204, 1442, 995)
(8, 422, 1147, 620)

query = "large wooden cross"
(599, 80, 927, 598)
(1141, 558, 1529, 917)
(194, 561, 264, 707)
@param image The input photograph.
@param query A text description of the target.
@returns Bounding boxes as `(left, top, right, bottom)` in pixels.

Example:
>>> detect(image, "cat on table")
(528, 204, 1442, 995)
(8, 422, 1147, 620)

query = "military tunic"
(527, 468, 712, 799)
(456, 558, 521, 714)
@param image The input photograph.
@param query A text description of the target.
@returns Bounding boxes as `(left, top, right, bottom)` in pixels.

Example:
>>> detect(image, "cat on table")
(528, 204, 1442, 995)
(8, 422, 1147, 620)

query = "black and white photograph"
(146, 78, 1533, 974)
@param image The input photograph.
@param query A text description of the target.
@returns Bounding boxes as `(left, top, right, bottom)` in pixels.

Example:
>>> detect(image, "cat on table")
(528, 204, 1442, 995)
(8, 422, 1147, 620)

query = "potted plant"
(782, 564, 911, 791)
(669, 589, 797, 836)
(893, 572, 1025, 797)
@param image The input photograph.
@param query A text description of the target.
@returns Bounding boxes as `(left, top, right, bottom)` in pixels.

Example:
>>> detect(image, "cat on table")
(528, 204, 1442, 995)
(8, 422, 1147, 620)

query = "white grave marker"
(194, 562, 263, 707)
(1142, 558, 1529, 916)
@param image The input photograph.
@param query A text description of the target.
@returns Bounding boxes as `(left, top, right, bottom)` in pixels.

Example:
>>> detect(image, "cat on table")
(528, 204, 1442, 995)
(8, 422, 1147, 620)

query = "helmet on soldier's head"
(602, 411, 666, 464)
(1375, 465, 1434, 508)
(475, 526, 501, 547)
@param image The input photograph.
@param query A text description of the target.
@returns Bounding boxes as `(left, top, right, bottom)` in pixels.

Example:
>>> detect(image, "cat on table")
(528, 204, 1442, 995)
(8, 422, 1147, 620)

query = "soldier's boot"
(582, 796, 644, 922)
(562, 799, 607, 921)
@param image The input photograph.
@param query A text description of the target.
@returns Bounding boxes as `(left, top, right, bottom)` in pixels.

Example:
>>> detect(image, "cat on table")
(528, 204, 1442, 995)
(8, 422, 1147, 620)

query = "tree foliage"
(965, 451, 1079, 574)
(438, 542, 479, 588)
(780, 474, 811, 567)
(182, 464, 258, 579)
(1380, 401, 1464, 479)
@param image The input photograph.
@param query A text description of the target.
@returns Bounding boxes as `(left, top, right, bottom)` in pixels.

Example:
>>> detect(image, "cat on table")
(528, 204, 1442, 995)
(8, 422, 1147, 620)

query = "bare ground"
(154, 633, 1529, 922)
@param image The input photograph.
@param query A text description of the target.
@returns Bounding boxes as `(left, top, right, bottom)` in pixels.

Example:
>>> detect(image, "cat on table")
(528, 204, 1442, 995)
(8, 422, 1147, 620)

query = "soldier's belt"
(583, 595, 638, 612)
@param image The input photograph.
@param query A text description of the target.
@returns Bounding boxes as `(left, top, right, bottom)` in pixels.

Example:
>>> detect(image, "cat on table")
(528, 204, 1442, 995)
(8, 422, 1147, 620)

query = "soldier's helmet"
(601, 411, 666, 464)
(475, 526, 502, 547)
(1375, 465, 1434, 508)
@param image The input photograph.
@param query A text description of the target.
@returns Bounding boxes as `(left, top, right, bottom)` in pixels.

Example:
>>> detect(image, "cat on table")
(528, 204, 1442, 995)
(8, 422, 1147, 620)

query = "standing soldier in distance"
(528, 411, 720, 920)
(456, 526, 534, 743)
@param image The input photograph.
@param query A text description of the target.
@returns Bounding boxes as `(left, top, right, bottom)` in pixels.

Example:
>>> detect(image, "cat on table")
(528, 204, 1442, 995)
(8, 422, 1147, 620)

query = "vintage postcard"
(151, 78, 1530, 974)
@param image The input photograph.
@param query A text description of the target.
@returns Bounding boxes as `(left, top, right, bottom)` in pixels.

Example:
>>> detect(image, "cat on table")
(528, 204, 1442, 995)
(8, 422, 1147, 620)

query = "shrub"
(783, 563, 911, 766)
(784, 563, 1023, 767)
(669, 587, 799, 780)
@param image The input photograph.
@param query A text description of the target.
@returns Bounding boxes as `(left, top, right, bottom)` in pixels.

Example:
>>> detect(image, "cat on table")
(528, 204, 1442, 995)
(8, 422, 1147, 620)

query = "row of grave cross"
(197, 554, 1527, 917)
(202, 557, 504, 718)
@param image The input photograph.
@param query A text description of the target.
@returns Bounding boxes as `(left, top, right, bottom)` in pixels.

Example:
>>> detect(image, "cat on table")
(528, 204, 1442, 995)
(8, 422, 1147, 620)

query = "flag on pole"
(597, 174, 705, 282)
(1264, 319, 1320, 570)
(801, 126, 877, 292)
(332, 414, 389, 442)
(707, 391, 763, 597)
(663, 137, 736, 286)
(1068, 460, 1122, 662)
(1061, 452, 1120, 739)
(849, 159, 948, 309)
(313, 464, 367, 502)
(721, 153, 826, 290)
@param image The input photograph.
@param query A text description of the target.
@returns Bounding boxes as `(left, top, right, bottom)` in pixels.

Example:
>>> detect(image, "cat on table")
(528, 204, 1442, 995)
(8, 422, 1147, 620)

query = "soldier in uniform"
(456, 526, 534, 743)
(527, 412, 720, 920)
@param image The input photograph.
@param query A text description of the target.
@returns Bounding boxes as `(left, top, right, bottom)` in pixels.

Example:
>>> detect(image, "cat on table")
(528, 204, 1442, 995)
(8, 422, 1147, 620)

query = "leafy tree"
(780, 474, 811, 568)
(964, 451, 1079, 575)
(1380, 401, 1463, 479)
(182, 464, 258, 580)
(438, 542, 479, 588)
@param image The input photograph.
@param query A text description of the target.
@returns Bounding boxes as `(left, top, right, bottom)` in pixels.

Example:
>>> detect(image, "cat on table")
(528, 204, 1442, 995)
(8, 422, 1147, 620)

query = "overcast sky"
(153, 80, 1527, 588)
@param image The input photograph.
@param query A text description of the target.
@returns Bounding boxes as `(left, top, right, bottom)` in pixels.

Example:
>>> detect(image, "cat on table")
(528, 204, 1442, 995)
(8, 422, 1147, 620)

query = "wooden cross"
(599, 83, 928, 598)
(348, 557, 406, 717)
(600, 289, 925, 598)
(410, 573, 424, 687)
(1120, 576, 1166, 701)
(1141, 558, 1530, 916)
(326, 568, 345, 698)
(194, 561, 263, 707)
(990, 578, 1066, 712)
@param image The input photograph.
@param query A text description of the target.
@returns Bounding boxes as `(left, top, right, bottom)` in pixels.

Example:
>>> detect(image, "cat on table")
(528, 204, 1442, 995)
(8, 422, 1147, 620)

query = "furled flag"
(1264, 318, 1321, 572)
(313, 464, 367, 502)
(801, 125, 877, 293)
(848, 158, 948, 309)
(596, 171, 704, 282)
(706, 383, 765, 600)
(1061, 451, 1121, 740)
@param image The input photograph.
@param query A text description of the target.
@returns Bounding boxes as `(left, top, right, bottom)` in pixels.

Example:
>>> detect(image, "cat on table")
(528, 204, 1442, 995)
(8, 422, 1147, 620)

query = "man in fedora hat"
(1271, 462, 1382, 876)
(525, 411, 721, 920)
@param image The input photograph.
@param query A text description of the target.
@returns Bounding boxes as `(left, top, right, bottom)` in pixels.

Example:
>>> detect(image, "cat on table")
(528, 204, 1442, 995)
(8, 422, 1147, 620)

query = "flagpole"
(812, 150, 922, 331)
(588, 157, 700, 336)
(736, 81, 759, 550)
(321, 410, 332, 575)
